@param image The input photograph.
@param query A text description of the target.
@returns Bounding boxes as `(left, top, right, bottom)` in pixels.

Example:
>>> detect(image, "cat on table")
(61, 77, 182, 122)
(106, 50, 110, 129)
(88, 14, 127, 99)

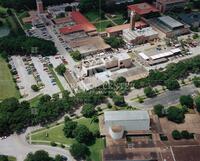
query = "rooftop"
(59, 24, 84, 35)
(104, 110, 149, 122)
(53, 16, 72, 24)
(156, 0, 187, 4)
(179, 12, 200, 25)
(158, 16, 184, 29)
(128, 2, 159, 15)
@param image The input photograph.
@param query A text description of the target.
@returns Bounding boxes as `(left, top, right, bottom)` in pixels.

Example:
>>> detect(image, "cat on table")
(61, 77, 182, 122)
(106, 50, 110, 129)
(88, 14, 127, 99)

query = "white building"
(104, 110, 150, 139)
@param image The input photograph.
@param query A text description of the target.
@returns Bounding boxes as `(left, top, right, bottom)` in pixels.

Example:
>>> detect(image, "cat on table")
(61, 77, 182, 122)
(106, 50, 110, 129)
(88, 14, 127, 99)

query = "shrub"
(172, 130, 182, 140)
(154, 104, 165, 117)
(50, 142, 57, 146)
(31, 84, 39, 92)
(181, 130, 190, 139)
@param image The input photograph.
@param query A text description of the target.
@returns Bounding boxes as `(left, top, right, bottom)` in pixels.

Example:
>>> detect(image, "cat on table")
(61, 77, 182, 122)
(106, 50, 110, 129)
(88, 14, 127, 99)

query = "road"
(126, 84, 199, 109)
(0, 127, 74, 161)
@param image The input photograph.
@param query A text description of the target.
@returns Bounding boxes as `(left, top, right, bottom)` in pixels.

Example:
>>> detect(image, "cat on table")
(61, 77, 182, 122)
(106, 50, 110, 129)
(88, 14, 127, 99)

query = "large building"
(156, 0, 188, 13)
(104, 110, 150, 139)
(148, 16, 190, 38)
(128, 2, 160, 17)
(81, 52, 132, 77)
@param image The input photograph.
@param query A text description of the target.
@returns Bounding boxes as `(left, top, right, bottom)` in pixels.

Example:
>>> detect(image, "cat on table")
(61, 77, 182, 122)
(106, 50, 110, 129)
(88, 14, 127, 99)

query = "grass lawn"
(31, 117, 105, 161)
(113, 18, 126, 25)
(0, 57, 20, 100)
(8, 156, 16, 161)
(84, 10, 102, 22)
(29, 94, 43, 107)
(0, 6, 7, 14)
(94, 21, 113, 32)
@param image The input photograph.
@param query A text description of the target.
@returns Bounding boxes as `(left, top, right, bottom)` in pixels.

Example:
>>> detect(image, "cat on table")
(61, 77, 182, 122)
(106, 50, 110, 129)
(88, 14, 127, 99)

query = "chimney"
(130, 11, 136, 30)
(36, 0, 44, 14)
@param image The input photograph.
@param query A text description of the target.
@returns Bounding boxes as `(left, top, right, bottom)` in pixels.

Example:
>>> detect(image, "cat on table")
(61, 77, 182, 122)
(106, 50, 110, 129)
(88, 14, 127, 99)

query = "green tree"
(81, 104, 96, 118)
(167, 106, 185, 123)
(165, 79, 180, 90)
(24, 150, 54, 161)
(181, 130, 190, 139)
(195, 96, 200, 112)
(0, 155, 8, 161)
(55, 64, 66, 76)
(112, 95, 126, 107)
(31, 84, 39, 92)
(70, 50, 82, 61)
(73, 125, 93, 144)
(70, 143, 90, 160)
(179, 95, 194, 108)
(144, 87, 157, 98)
(153, 104, 165, 117)
(63, 121, 77, 138)
(172, 130, 182, 140)
(104, 36, 124, 48)
(193, 77, 200, 87)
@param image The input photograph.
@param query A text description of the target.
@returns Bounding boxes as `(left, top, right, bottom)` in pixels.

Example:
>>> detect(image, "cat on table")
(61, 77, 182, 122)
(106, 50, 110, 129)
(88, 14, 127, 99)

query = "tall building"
(156, 0, 188, 13)
(130, 11, 136, 30)
(36, 0, 44, 13)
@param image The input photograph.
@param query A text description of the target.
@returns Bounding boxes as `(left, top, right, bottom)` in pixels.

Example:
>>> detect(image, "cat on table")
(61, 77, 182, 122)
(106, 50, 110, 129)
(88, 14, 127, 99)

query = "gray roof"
(104, 110, 149, 121)
(158, 16, 183, 29)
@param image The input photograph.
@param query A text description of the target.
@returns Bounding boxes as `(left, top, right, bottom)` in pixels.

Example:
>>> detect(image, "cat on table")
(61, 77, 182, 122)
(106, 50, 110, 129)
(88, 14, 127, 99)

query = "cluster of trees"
(193, 76, 200, 87)
(0, 89, 106, 136)
(0, 36, 57, 57)
(0, 0, 75, 11)
(0, 155, 10, 161)
(172, 130, 194, 140)
(55, 64, 66, 76)
(144, 87, 157, 98)
(24, 150, 66, 161)
(104, 37, 124, 49)
(132, 55, 200, 89)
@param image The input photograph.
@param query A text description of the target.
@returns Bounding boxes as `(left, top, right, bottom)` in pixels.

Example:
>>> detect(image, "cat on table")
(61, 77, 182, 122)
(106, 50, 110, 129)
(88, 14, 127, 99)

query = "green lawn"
(113, 18, 126, 25)
(29, 94, 43, 107)
(94, 21, 113, 32)
(31, 117, 105, 161)
(84, 10, 102, 22)
(8, 156, 16, 161)
(0, 57, 20, 100)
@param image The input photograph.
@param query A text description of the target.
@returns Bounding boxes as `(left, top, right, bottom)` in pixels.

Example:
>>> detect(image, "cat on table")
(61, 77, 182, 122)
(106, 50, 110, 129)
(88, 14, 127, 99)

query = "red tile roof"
(128, 3, 159, 15)
(59, 24, 84, 34)
(71, 11, 96, 32)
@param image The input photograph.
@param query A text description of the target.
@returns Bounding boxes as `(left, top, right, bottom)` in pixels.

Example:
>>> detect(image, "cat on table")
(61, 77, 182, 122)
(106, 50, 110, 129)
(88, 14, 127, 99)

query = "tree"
(70, 143, 90, 159)
(179, 95, 194, 108)
(39, 94, 51, 104)
(0, 155, 8, 161)
(165, 79, 180, 90)
(153, 104, 165, 117)
(31, 84, 39, 92)
(195, 96, 200, 112)
(193, 77, 200, 87)
(144, 87, 157, 98)
(167, 106, 185, 123)
(70, 50, 82, 61)
(116, 76, 127, 84)
(55, 64, 66, 76)
(81, 104, 96, 118)
(181, 130, 190, 139)
(73, 125, 93, 144)
(112, 95, 126, 107)
(104, 36, 124, 48)
(24, 150, 54, 161)
(63, 121, 77, 138)
(172, 130, 182, 140)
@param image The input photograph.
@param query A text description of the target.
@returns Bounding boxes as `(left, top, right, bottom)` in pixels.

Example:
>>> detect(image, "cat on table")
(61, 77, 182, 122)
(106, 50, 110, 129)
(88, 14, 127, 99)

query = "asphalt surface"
(0, 127, 74, 161)
(127, 84, 199, 109)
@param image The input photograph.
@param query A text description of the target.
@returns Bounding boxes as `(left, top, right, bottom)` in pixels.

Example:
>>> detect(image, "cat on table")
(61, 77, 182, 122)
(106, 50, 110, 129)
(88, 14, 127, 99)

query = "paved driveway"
(0, 128, 74, 161)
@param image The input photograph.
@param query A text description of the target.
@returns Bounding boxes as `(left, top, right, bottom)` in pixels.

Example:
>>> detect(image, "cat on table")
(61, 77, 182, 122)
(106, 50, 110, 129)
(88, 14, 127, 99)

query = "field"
(31, 117, 105, 161)
(0, 57, 20, 100)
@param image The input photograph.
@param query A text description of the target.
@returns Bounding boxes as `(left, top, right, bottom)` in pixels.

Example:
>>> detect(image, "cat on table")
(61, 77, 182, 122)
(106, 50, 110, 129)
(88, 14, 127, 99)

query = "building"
(128, 2, 160, 17)
(106, 21, 148, 37)
(178, 12, 200, 29)
(104, 110, 150, 139)
(36, 0, 44, 13)
(81, 52, 132, 76)
(148, 16, 190, 38)
(156, 0, 188, 13)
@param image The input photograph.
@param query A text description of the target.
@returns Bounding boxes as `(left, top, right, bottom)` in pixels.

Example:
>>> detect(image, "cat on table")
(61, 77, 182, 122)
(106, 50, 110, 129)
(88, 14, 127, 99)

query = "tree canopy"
(55, 64, 66, 76)
(153, 104, 165, 117)
(70, 143, 90, 159)
(81, 104, 96, 118)
(167, 106, 185, 123)
(179, 95, 194, 108)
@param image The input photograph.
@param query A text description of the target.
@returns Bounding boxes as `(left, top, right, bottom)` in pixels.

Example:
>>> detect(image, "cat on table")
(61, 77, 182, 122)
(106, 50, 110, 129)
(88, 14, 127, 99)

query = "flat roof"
(139, 52, 149, 60)
(104, 110, 149, 121)
(128, 2, 159, 15)
(179, 12, 200, 25)
(150, 51, 173, 60)
(158, 16, 184, 29)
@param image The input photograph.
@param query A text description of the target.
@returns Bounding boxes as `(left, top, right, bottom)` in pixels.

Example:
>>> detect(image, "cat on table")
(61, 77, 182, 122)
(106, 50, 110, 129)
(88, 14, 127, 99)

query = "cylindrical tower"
(130, 11, 136, 30)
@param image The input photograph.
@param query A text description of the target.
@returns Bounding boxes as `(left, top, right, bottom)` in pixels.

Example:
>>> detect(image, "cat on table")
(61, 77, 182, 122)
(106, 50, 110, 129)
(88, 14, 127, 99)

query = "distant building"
(148, 16, 190, 38)
(128, 3, 160, 18)
(104, 110, 150, 139)
(36, 0, 44, 13)
(156, 0, 188, 13)
(178, 12, 200, 29)
(106, 0, 134, 5)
